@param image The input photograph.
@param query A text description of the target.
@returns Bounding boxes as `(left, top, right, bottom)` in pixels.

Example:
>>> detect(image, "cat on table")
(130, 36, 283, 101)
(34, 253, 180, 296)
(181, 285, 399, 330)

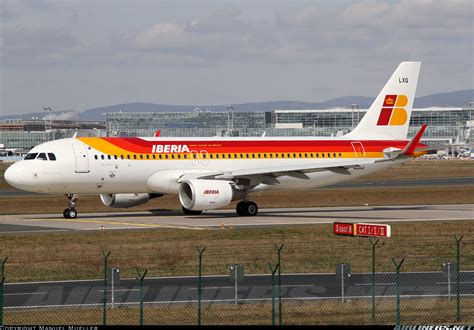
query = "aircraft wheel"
(68, 208, 78, 219)
(237, 201, 258, 217)
(63, 208, 77, 219)
(245, 202, 258, 216)
(236, 201, 246, 216)
(182, 207, 203, 215)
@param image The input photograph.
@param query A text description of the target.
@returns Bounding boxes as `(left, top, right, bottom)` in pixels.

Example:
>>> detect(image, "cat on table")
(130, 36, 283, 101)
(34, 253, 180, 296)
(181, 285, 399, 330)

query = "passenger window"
(152, 155, 156, 159)
(107, 155, 111, 160)
(101, 155, 105, 160)
(37, 153, 47, 161)
(133, 155, 137, 160)
(48, 153, 56, 161)
(146, 154, 149, 160)
(24, 153, 38, 160)
(120, 155, 124, 159)
(140, 154, 143, 159)
(127, 155, 130, 159)
(114, 155, 117, 160)
(94, 155, 98, 160)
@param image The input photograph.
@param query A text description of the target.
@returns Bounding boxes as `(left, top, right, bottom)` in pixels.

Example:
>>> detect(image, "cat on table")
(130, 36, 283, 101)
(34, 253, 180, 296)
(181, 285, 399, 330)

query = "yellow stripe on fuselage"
(77, 138, 386, 160)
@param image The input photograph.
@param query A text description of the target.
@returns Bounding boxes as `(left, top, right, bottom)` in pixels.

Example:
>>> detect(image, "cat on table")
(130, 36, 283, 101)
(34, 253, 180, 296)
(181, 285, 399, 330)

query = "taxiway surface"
(0, 204, 472, 233)
(5, 272, 474, 309)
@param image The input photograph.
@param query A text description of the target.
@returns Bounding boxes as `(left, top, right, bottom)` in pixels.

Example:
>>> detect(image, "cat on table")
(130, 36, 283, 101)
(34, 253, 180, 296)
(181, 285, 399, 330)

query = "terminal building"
(106, 106, 474, 146)
(0, 119, 106, 153)
(0, 106, 472, 153)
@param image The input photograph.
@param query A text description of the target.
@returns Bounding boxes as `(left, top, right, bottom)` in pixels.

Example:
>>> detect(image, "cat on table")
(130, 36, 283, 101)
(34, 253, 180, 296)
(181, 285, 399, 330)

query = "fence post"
(275, 244, 284, 326)
(136, 268, 148, 326)
(197, 247, 206, 326)
(454, 236, 463, 322)
(0, 257, 7, 326)
(102, 251, 111, 326)
(391, 257, 405, 327)
(268, 263, 279, 326)
(369, 238, 379, 322)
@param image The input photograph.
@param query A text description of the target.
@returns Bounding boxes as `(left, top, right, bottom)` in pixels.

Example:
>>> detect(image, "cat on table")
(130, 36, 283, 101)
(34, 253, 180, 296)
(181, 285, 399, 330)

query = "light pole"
(43, 107, 52, 142)
(227, 105, 234, 136)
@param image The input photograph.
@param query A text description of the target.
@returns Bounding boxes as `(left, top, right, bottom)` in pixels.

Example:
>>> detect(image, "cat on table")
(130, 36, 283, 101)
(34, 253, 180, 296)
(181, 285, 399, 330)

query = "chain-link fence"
(1, 233, 473, 325)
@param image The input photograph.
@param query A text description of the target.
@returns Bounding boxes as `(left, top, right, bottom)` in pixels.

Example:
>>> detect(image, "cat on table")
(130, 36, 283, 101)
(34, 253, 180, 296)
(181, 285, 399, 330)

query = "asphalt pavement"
(4, 271, 474, 309)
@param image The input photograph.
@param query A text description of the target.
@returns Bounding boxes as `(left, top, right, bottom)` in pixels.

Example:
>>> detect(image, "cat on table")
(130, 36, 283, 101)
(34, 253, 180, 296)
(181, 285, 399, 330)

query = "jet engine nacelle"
(179, 179, 236, 211)
(100, 193, 150, 208)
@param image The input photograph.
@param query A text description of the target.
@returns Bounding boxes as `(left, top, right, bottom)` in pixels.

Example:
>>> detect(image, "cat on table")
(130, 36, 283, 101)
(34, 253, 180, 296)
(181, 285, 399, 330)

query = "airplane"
(5, 62, 430, 219)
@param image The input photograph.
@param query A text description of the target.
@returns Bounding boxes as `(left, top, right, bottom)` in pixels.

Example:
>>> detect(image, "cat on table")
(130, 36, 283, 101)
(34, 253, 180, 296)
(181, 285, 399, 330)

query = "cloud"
(2, 26, 87, 66)
(119, 13, 281, 65)
(1, 0, 472, 115)
(210, 6, 242, 19)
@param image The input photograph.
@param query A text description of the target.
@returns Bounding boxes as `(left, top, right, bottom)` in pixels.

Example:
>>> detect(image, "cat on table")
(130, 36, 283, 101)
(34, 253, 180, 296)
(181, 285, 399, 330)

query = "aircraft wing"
(178, 158, 376, 186)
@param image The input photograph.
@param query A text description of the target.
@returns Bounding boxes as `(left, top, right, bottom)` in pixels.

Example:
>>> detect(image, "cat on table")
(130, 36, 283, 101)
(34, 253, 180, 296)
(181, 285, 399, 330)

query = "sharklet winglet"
(401, 124, 427, 156)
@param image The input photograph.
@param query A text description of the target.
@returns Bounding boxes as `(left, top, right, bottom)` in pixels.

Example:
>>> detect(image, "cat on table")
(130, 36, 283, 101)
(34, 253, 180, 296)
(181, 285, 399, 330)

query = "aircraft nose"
(4, 163, 24, 189)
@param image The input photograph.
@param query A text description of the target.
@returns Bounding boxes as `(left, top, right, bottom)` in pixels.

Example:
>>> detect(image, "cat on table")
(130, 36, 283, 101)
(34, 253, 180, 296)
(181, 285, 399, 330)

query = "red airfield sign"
(334, 222, 391, 238)
(355, 223, 391, 238)
(333, 222, 355, 236)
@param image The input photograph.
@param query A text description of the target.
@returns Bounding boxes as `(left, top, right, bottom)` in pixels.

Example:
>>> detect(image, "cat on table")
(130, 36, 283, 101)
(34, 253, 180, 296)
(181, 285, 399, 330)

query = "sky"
(1, 0, 473, 116)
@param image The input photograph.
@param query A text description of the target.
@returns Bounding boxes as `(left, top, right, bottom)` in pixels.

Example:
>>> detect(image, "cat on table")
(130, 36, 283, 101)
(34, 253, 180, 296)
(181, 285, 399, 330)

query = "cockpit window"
(24, 153, 38, 160)
(48, 153, 56, 161)
(37, 153, 48, 160)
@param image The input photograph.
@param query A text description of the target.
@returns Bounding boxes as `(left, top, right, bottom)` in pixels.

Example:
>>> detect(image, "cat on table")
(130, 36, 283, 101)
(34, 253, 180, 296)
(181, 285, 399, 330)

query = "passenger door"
(72, 144, 90, 173)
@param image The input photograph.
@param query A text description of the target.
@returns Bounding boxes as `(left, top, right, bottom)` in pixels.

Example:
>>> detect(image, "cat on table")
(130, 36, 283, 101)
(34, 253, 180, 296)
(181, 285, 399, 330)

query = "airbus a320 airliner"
(5, 62, 431, 219)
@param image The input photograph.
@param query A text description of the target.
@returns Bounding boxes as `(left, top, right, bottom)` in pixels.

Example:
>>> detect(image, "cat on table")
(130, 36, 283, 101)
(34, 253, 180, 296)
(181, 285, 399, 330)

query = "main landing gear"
(63, 194, 79, 219)
(236, 201, 258, 217)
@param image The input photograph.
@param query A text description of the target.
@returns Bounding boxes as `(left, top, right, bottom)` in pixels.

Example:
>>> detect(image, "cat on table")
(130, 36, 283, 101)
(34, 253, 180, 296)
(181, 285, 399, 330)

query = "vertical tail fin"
(345, 62, 421, 140)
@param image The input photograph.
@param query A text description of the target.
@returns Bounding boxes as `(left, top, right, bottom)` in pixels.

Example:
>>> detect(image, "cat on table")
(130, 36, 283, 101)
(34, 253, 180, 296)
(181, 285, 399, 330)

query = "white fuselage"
(4, 137, 406, 195)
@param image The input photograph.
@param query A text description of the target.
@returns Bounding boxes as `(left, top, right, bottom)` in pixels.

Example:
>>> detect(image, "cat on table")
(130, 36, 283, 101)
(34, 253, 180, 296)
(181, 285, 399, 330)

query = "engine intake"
(179, 179, 236, 211)
(100, 193, 151, 208)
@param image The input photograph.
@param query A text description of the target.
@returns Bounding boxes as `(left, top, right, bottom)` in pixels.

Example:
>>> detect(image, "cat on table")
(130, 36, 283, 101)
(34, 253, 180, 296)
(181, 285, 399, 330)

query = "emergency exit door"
(351, 142, 366, 159)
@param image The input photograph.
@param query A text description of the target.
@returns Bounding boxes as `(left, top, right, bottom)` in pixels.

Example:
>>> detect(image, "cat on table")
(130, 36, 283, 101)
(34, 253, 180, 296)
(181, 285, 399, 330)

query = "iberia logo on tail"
(377, 94, 408, 126)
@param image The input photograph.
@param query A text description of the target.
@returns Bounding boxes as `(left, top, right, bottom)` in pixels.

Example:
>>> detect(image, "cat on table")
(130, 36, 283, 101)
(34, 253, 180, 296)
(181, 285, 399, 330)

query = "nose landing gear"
(63, 194, 79, 219)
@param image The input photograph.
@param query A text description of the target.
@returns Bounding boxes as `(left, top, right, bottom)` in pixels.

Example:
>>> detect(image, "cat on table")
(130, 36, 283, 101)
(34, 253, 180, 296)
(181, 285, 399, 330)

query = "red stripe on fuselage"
(98, 138, 426, 154)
